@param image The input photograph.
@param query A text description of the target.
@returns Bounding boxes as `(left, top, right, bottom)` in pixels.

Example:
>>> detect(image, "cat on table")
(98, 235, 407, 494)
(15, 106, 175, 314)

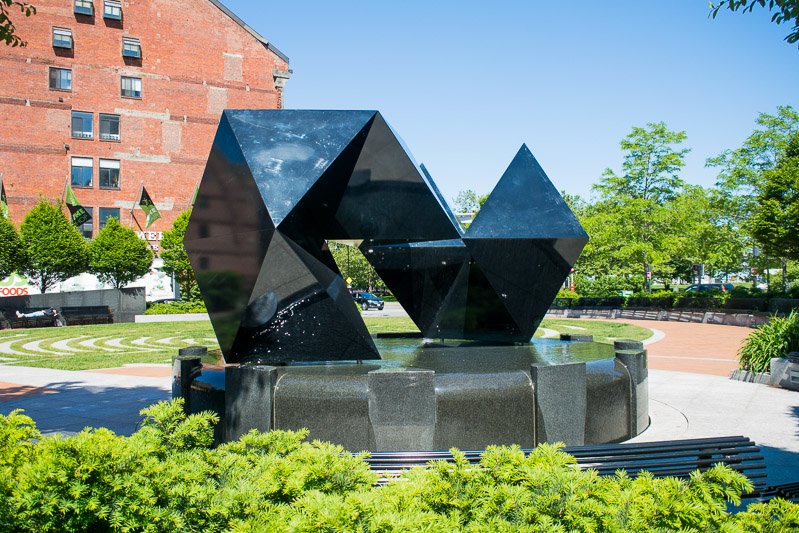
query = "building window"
(52, 28, 73, 49)
(99, 113, 120, 141)
(99, 159, 120, 189)
(122, 37, 141, 58)
(103, 0, 121, 20)
(121, 76, 141, 98)
(74, 0, 93, 15)
(71, 111, 93, 139)
(79, 207, 93, 238)
(99, 207, 120, 229)
(49, 67, 72, 91)
(71, 157, 93, 188)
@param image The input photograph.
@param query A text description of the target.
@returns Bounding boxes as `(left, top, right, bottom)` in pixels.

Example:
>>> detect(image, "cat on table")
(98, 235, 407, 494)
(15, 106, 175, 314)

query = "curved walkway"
(605, 319, 752, 377)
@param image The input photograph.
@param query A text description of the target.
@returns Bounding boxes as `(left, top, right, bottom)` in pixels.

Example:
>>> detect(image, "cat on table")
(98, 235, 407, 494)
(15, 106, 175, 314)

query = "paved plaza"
(0, 316, 796, 486)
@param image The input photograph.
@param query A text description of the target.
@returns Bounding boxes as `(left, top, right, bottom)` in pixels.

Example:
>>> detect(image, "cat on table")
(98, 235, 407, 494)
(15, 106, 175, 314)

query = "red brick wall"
(0, 0, 288, 239)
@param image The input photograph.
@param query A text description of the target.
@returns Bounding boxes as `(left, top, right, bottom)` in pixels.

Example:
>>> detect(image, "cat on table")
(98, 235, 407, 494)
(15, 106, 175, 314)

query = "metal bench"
(364, 436, 769, 495)
(60, 306, 114, 325)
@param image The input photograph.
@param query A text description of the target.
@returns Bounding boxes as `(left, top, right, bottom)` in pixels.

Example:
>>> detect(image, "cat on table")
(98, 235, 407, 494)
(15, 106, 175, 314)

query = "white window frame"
(49, 67, 72, 91)
(120, 76, 142, 98)
(103, 0, 121, 19)
(53, 27, 73, 49)
(71, 157, 93, 188)
(71, 111, 93, 139)
(122, 37, 141, 58)
(99, 159, 121, 189)
(99, 113, 120, 141)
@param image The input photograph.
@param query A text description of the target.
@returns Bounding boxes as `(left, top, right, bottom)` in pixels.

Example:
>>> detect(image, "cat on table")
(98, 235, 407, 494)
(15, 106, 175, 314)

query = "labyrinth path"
(0, 330, 219, 364)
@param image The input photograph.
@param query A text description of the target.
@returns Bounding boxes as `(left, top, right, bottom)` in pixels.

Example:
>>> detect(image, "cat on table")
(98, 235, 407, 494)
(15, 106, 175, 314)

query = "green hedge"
(145, 300, 208, 315)
(1, 401, 797, 532)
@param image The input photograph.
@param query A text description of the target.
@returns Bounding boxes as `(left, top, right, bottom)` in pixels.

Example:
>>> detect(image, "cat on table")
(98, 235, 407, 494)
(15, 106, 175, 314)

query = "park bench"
(59, 306, 114, 325)
(0, 308, 59, 329)
(364, 436, 775, 497)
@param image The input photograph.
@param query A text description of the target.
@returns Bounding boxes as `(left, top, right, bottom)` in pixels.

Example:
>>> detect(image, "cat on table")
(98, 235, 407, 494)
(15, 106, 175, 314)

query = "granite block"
(225, 365, 277, 441)
(368, 368, 436, 451)
(770, 357, 799, 391)
(584, 359, 631, 444)
(434, 371, 535, 449)
(531, 362, 586, 445)
(273, 366, 374, 450)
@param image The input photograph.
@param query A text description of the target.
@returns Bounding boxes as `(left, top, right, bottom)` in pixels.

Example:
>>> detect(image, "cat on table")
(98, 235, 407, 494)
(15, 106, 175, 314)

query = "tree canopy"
(19, 200, 87, 293)
(0, 215, 26, 280)
(0, 1, 35, 47)
(160, 210, 198, 299)
(710, 1, 799, 47)
(751, 132, 799, 262)
(88, 217, 154, 289)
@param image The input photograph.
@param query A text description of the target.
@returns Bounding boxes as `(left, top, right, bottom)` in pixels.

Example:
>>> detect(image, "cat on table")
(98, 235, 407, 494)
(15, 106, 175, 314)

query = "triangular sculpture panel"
(187, 111, 588, 363)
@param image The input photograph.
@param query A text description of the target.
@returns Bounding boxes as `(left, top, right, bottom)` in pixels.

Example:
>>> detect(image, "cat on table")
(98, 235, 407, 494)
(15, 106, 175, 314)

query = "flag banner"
(138, 186, 161, 228)
(191, 184, 199, 206)
(0, 178, 7, 219)
(65, 183, 91, 227)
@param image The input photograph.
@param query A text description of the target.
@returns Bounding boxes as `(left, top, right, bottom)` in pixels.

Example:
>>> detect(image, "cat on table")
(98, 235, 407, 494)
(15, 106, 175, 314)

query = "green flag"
(138, 186, 161, 228)
(191, 184, 199, 206)
(0, 178, 7, 219)
(65, 183, 91, 226)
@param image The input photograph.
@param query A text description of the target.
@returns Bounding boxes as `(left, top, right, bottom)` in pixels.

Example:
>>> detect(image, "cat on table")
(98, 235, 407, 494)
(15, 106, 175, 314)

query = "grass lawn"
(0, 317, 652, 370)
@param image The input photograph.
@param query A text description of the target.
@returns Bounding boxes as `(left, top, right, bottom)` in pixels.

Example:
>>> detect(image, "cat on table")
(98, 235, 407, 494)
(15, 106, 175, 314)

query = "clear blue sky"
(225, 0, 799, 204)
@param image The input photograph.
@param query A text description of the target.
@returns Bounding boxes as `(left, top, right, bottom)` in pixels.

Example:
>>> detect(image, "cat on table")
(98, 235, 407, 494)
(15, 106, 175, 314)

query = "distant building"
(0, 0, 290, 248)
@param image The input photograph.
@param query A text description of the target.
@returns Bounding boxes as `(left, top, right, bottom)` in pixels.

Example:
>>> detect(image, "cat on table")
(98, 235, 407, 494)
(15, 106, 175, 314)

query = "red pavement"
(612, 319, 751, 377)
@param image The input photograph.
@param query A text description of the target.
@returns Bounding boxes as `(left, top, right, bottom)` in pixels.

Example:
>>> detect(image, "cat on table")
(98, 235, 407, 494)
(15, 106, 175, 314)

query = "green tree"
(0, 216, 26, 279)
(160, 210, 197, 299)
(88, 217, 154, 289)
(19, 200, 87, 293)
(328, 242, 386, 293)
(751, 133, 799, 290)
(708, 105, 799, 287)
(710, 1, 799, 47)
(590, 122, 690, 290)
(0, 1, 36, 47)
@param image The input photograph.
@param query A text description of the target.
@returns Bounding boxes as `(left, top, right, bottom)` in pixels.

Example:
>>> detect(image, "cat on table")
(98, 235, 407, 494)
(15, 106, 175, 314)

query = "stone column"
(530, 362, 586, 445)
(225, 364, 278, 441)
(368, 369, 436, 451)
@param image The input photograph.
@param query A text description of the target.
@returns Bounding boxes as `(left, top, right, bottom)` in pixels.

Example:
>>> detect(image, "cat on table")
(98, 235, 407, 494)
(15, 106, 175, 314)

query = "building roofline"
(208, 0, 290, 63)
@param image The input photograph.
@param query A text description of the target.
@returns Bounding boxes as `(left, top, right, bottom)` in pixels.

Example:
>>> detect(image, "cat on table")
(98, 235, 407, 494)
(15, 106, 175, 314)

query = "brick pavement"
(612, 319, 751, 377)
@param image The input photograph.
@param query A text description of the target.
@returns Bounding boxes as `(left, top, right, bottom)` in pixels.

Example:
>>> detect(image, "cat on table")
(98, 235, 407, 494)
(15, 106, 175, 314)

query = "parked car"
(683, 283, 734, 293)
(351, 291, 384, 311)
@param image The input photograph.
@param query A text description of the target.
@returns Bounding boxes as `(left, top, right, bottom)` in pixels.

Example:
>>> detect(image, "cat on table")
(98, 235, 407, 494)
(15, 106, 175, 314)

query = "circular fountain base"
(174, 339, 649, 450)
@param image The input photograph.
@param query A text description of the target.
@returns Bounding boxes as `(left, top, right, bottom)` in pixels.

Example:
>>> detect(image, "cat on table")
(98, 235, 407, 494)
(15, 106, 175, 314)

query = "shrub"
(556, 288, 580, 300)
(89, 217, 154, 289)
(19, 199, 88, 293)
(738, 310, 799, 373)
(0, 216, 26, 280)
(145, 300, 208, 315)
(0, 402, 797, 531)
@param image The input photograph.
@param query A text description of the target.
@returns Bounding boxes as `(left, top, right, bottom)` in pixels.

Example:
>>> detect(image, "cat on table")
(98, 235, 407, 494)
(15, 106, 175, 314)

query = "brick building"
(0, 0, 290, 244)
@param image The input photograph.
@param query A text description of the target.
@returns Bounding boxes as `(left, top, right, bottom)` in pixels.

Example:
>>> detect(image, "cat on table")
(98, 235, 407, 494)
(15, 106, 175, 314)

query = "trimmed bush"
(739, 310, 799, 373)
(0, 401, 797, 531)
(145, 300, 208, 315)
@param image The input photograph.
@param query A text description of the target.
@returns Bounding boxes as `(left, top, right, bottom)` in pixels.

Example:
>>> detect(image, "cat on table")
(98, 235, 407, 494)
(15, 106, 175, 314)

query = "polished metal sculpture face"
(185, 110, 588, 363)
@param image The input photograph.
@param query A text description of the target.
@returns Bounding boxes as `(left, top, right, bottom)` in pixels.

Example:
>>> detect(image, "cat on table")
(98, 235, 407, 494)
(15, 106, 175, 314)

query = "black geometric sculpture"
(362, 145, 588, 342)
(185, 110, 587, 363)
